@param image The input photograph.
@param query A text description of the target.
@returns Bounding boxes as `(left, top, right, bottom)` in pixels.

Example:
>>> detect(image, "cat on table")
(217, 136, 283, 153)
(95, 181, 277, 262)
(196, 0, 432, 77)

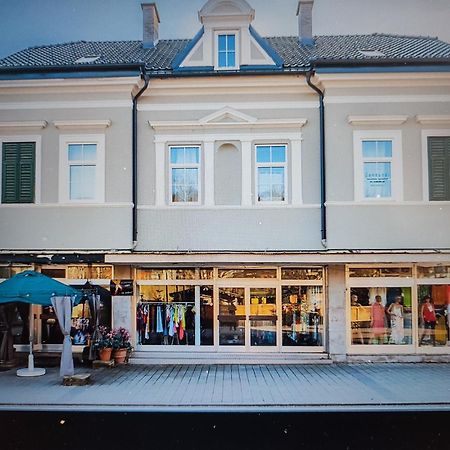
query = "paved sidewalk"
(1, 363, 449, 412)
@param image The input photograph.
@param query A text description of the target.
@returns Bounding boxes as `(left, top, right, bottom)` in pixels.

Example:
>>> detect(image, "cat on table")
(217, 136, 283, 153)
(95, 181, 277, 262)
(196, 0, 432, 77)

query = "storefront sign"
(110, 279, 133, 296)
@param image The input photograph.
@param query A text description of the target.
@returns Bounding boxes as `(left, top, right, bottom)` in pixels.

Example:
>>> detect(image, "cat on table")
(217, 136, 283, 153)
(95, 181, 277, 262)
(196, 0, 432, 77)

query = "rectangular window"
(362, 140, 392, 198)
(427, 136, 450, 201)
(354, 131, 402, 201)
(169, 146, 200, 203)
(59, 134, 105, 203)
(256, 145, 287, 202)
(68, 143, 97, 200)
(216, 33, 237, 69)
(1, 142, 35, 203)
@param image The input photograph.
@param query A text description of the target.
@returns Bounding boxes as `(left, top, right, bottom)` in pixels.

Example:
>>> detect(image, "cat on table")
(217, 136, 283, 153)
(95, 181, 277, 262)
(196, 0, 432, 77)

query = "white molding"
(58, 134, 106, 203)
(0, 121, 47, 130)
(199, 106, 257, 124)
(0, 202, 132, 208)
(241, 140, 252, 206)
(137, 204, 320, 210)
(326, 200, 450, 207)
(105, 252, 450, 265)
(149, 118, 307, 131)
(53, 120, 111, 130)
(0, 134, 42, 204)
(348, 115, 408, 126)
(421, 129, 450, 201)
(325, 95, 450, 104)
(214, 29, 240, 71)
(204, 141, 215, 206)
(416, 115, 450, 126)
(0, 77, 139, 89)
(154, 132, 303, 143)
(353, 130, 403, 202)
(138, 101, 319, 111)
(0, 100, 132, 110)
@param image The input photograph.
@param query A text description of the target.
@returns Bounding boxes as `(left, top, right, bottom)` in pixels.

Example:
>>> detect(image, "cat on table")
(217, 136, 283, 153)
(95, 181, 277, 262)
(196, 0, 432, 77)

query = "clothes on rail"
(136, 302, 195, 345)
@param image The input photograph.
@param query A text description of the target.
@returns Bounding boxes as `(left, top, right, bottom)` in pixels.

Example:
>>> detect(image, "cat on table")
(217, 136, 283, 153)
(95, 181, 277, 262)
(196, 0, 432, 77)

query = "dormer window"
(216, 32, 238, 70)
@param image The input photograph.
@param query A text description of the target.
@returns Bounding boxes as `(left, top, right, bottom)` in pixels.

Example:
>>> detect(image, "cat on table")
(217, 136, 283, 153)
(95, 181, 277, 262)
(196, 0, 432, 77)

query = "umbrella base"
(17, 367, 46, 377)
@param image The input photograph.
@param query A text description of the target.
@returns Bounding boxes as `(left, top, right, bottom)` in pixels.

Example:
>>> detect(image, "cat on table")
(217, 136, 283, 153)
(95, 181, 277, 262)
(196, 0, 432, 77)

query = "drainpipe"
(306, 69, 327, 248)
(132, 69, 150, 248)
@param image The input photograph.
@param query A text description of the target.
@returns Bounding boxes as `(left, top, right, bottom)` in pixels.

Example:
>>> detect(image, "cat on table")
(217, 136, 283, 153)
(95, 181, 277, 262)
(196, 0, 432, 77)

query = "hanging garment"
(156, 305, 163, 333)
(390, 305, 404, 344)
(179, 305, 185, 341)
(145, 305, 150, 340)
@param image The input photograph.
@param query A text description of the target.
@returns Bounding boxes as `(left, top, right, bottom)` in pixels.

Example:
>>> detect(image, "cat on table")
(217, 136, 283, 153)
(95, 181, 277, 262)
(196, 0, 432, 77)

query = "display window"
(135, 266, 326, 353)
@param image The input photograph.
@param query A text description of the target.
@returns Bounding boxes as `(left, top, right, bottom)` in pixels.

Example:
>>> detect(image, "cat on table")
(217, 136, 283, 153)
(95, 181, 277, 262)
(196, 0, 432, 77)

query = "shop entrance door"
(218, 286, 277, 349)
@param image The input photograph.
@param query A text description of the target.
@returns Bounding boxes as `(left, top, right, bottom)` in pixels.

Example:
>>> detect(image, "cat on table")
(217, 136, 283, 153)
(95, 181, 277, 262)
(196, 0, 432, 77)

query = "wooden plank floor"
(1, 363, 450, 411)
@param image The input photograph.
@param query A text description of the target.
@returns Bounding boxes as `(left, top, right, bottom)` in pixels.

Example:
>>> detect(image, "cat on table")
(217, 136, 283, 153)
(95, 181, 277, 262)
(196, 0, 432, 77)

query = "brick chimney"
(297, 0, 314, 45)
(141, 3, 160, 48)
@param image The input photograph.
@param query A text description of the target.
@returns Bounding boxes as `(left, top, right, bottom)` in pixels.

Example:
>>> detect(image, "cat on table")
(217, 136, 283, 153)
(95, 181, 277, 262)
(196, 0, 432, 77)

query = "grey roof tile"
(1, 33, 450, 73)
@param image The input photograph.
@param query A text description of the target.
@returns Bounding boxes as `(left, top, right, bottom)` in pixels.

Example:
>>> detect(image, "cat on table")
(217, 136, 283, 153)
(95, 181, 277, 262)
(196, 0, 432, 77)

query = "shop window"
(417, 266, 450, 279)
(349, 287, 412, 345)
(353, 131, 402, 201)
(200, 286, 214, 346)
(348, 267, 412, 278)
(417, 285, 450, 347)
(218, 268, 277, 279)
(255, 145, 287, 202)
(218, 287, 245, 346)
(40, 268, 66, 279)
(281, 267, 323, 280)
(250, 288, 277, 346)
(169, 146, 200, 203)
(66, 265, 112, 279)
(282, 285, 323, 347)
(136, 268, 202, 280)
(0, 265, 33, 279)
(59, 134, 105, 203)
(137, 285, 196, 345)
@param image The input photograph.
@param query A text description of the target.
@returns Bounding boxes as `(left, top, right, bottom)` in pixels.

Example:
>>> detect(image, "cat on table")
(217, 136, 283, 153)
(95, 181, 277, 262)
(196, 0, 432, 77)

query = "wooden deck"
(1, 363, 450, 412)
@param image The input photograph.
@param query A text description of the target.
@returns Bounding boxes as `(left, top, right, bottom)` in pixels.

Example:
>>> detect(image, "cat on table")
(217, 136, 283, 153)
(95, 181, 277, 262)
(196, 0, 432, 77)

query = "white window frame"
(421, 129, 450, 202)
(169, 145, 202, 205)
(0, 135, 42, 204)
(353, 130, 403, 202)
(59, 134, 105, 203)
(214, 30, 239, 71)
(255, 144, 288, 205)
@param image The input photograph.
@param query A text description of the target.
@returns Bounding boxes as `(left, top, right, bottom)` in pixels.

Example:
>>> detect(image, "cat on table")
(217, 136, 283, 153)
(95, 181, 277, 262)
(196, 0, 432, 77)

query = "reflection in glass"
(418, 285, 450, 347)
(218, 288, 245, 345)
(218, 269, 277, 279)
(281, 268, 323, 280)
(350, 287, 412, 345)
(348, 267, 412, 278)
(417, 266, 450, 279)
(364, 161, 391, 198)
(250, 288, 276, 346)
(282, 286, 323, 346)
(200, 286, 214, 345)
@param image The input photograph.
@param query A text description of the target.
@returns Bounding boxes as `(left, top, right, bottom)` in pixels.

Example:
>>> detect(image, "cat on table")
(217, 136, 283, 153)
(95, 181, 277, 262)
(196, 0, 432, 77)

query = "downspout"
(132, 69, 150, 248)
(306, 69, 327, 248)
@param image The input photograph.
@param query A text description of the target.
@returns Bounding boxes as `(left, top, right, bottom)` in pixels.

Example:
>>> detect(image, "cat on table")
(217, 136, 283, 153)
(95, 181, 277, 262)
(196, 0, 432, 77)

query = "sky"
(0, 0, 449, 59)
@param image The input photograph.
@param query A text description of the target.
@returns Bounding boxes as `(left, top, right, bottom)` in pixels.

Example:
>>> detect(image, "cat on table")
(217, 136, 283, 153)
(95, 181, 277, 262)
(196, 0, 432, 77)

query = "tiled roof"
(1, 33, 450, 74)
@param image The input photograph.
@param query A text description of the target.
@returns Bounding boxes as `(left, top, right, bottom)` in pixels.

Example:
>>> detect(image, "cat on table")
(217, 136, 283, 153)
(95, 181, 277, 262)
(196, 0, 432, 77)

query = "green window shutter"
(1, 142, 36, 203)
(428, 137, 450, 201)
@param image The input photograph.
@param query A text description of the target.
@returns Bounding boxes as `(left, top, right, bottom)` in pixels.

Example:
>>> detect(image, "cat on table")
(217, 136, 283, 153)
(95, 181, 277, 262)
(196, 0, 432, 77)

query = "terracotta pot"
(98, 347, 113, 361)
(113, 348, 127, 365)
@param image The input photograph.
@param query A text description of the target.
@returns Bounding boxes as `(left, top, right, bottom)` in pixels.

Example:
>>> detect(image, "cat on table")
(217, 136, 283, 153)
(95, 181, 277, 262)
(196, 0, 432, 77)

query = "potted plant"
(93, 326, 113, 361)
(111, 327, 132, 364)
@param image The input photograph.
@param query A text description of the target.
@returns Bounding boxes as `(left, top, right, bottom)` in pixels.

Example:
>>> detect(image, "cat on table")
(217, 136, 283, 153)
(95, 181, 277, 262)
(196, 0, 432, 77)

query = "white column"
(155, 141, 165, 206)
(204, 140, 215, 207)
(195, 286, 201, 346)
(291, 139, 303, 205)
(241, 140, 252, 206)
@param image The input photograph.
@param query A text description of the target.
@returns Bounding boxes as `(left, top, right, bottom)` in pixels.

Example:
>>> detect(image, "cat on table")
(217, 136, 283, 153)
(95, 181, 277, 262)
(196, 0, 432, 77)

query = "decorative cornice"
(149, 118, 307, 131)
(53, 120, 112, 130)
(0, 121, 47, 130)
(416, 115, 450, 125)
(347, 115, 409, 126)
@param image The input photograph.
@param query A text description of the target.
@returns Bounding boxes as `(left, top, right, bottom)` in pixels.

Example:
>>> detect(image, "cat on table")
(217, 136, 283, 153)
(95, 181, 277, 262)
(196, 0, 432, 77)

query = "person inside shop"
(419, 295, 437, 346)
(351, 293, 364, 345)
(387, 295, 404, 344)
(371, 295, 386, 344)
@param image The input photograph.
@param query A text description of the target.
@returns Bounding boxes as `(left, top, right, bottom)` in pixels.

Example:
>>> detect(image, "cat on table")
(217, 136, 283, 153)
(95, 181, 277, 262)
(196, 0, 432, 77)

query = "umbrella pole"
(17, 306, 45, 377)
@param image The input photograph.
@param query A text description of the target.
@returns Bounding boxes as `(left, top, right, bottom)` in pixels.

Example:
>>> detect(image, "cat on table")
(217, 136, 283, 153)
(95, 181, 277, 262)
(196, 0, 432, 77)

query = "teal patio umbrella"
(0, 271, 81, 377)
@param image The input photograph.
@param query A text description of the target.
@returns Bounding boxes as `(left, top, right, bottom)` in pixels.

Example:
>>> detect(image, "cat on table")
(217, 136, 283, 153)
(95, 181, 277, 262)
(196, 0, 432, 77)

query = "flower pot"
(113, 348, 127, 365)
(98, 347, 112, 362)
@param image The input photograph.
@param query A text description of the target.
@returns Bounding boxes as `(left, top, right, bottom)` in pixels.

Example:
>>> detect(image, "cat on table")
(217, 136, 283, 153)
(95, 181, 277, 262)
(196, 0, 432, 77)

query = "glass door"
(218, 287, 245, 346)
(249, 287, 277, 347)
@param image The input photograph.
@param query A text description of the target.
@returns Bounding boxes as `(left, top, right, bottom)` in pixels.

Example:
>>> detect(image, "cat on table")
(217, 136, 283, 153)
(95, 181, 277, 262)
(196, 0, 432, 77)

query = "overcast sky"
(0, 0, 449, 59)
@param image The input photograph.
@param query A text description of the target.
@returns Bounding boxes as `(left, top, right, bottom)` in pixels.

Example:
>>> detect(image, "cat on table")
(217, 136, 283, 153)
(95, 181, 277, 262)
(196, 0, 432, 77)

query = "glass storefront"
(136, 266, 325, 352)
